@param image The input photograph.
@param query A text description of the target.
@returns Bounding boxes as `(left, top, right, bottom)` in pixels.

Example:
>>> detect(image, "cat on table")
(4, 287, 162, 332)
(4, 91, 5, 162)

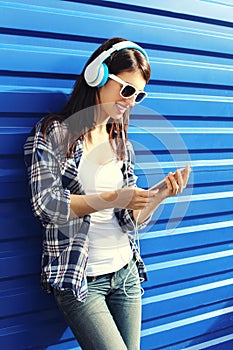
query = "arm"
(69, 187, 156, 218)
(70, 190, 119, 217)
(70, 166, 191, 221)
(24, 122, 157, 223)
(24, 122, 73, 225)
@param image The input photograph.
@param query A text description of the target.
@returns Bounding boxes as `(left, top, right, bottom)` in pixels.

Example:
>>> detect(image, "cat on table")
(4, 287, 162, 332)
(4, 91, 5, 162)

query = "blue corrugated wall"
(1, 0, 233, 349)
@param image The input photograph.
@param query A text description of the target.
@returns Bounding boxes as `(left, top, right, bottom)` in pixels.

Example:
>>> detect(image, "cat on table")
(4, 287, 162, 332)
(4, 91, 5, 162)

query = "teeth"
(117, 102, 128, 108)
(116, 103, 128, 113)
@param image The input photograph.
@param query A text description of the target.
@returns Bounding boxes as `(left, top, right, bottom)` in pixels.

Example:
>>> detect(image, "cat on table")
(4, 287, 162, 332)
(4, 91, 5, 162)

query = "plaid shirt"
(24, 120, 149, 302)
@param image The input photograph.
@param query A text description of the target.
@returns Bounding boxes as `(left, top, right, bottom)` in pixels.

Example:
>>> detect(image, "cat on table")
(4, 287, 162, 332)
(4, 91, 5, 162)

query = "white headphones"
(84, 40, 149, 88)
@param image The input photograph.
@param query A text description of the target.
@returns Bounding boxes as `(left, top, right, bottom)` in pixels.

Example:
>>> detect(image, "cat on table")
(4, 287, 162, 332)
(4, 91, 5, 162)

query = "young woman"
(24, 37, 190, 350)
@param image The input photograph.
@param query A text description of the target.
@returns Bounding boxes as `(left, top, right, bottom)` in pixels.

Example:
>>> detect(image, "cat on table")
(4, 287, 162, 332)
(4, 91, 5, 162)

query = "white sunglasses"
(108, 74, 148, 104)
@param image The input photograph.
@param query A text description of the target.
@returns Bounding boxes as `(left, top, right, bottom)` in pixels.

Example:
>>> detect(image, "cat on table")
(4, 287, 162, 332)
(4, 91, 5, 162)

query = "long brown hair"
(41, 37, 151, 159)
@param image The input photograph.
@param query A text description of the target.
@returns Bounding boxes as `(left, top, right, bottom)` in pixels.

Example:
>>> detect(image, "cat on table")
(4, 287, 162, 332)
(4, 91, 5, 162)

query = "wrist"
(100, 190, 118, 205)
(160, 189, 169, 200)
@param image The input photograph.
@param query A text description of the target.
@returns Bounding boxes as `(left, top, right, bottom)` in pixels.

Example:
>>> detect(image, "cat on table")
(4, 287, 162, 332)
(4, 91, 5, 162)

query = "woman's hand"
(132, 165, 191, 224)
(115, 187, 158, 210)
(164, 165, 191, 197)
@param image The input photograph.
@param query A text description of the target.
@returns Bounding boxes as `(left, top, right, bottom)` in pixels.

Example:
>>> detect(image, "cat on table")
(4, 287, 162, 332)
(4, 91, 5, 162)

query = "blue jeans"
(53, 258, 142, 350)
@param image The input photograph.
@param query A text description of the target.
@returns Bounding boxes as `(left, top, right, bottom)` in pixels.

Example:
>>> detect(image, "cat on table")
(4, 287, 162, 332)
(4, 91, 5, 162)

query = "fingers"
(133, 189, 157, 208)
(182, 165, 191, 188)
(120, 165, 192, 207)
(166, 173, 180, 195)
(165, 165, 191, 197)
(125, 188, 158, 210)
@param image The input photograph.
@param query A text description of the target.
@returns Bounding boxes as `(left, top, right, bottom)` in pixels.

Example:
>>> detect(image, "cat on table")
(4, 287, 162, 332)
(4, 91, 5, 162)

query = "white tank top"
(78, 155, 132, 276)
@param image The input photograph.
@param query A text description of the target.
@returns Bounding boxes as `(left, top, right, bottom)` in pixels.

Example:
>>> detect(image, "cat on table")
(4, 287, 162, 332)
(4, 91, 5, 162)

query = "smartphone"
(149, 167, 186, 191)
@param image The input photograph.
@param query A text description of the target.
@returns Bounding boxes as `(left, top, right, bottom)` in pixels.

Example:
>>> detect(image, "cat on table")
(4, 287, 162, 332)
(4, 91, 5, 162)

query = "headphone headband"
(84, 40, 149, 87)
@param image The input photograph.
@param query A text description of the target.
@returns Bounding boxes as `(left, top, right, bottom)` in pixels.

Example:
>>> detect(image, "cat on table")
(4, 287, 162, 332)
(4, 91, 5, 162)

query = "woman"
(24, 37, 190, 350)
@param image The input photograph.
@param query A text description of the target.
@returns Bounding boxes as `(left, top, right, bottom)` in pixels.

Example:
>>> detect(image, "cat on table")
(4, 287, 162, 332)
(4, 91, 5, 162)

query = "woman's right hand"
(115, 187, 158, 210)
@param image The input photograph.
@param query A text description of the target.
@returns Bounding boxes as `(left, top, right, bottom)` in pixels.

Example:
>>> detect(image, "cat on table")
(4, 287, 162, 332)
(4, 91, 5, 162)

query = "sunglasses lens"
(135, 92, 146, 103)
(121, 85, 136, 98)
(118, 78, 147, 104)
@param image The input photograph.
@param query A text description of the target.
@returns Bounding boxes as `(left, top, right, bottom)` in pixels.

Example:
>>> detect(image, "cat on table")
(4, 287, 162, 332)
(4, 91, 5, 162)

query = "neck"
(94, 114, 109, 131)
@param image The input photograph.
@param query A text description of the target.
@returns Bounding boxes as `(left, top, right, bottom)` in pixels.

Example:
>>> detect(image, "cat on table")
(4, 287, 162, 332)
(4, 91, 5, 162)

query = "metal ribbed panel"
(0, 1, 233, 349)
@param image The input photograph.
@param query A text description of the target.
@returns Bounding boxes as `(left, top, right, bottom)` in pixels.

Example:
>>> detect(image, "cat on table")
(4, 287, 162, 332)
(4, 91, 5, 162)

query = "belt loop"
(110, 274, 115, 288)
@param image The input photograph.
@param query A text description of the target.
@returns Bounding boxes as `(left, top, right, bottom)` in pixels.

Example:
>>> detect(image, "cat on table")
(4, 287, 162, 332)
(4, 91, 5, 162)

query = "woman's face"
(98, 70, 147, 121)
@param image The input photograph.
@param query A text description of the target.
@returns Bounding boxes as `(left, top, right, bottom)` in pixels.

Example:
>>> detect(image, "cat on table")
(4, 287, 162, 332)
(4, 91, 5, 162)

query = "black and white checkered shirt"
(24, 119, 149, 302)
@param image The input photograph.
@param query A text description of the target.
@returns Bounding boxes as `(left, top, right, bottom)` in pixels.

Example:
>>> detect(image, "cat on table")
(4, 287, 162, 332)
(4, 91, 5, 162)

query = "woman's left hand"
(164, 165, 191, 197)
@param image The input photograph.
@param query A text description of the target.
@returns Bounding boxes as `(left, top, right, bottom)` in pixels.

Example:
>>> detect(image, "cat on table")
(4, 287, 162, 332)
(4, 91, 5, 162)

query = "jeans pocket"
(53, 288, 79, 318)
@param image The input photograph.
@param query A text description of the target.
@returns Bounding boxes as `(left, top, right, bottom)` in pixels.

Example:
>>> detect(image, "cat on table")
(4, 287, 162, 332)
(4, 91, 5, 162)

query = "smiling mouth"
(115, 102, 129, 115)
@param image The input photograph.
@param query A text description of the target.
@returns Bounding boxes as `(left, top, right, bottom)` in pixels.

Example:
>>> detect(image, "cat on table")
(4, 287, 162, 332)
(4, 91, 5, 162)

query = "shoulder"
(24, 119, 70, 157)
(40, 119, 71, 148)
(45, 120, 69, 143)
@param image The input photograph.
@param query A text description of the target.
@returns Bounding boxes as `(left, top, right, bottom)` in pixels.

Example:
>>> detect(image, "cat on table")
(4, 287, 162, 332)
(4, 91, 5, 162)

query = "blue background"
(1, 0, 233, 349)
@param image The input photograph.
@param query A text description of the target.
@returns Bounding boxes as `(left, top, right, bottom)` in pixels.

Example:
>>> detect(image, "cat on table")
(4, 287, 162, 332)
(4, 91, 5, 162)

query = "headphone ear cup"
(84, 40, 149, 87)
(96, 63, 109, 87)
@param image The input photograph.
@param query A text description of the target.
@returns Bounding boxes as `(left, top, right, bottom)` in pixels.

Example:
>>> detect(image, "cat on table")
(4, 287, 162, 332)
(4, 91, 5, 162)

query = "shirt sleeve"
(114, 140, 152, 232)
(24, 121, 72, 226)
